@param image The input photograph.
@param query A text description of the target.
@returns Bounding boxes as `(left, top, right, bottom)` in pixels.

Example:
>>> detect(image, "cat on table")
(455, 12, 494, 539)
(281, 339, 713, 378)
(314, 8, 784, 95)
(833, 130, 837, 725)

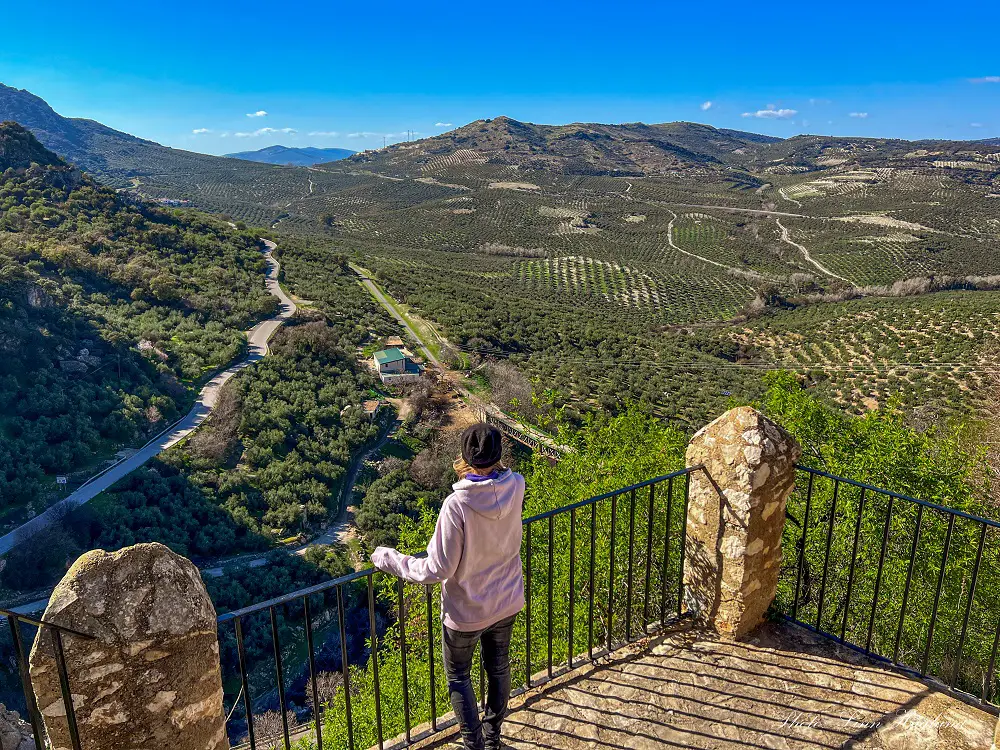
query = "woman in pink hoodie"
(371, 423, 525, 750)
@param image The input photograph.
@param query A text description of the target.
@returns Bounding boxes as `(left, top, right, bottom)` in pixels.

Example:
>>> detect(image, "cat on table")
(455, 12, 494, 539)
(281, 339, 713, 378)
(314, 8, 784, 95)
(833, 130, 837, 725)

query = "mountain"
(344, 116, 784, 176)
(0, 82, 287, 185)
(0, 120, 65, 170)
(344, 116, 1000, 178)
(0, 83, 334, 226)
(225, 144, 355, 166)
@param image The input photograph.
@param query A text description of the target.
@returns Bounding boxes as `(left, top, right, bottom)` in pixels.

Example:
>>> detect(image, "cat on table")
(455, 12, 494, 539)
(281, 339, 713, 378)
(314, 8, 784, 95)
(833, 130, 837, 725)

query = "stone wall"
(28, 543, 229, 750)
(683, 406, 801, 639)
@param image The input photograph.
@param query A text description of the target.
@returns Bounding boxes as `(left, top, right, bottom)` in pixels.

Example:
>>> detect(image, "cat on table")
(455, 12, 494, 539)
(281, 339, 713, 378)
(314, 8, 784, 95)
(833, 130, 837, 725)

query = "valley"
(2, 67, 1000, 749)
(3, 90, 999, 578)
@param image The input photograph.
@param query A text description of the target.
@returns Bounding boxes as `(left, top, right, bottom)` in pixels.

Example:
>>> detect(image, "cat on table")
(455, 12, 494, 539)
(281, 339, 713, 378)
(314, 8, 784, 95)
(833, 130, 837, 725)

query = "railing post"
(683, 407, 801, 639)
(29, 543, 229, 750)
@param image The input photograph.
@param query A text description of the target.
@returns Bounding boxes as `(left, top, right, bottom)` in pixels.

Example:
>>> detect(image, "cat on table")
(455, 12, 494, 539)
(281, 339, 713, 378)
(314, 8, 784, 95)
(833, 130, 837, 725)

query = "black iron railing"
(1, 609, 95, 750)
(16, 461, 995, 750)
(778, 465, 1000, 707)
(215, 465, 702, 750)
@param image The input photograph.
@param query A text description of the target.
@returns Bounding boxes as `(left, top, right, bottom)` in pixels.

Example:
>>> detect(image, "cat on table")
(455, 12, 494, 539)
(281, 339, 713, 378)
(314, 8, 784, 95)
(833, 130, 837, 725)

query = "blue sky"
(2, 0, 998, 154)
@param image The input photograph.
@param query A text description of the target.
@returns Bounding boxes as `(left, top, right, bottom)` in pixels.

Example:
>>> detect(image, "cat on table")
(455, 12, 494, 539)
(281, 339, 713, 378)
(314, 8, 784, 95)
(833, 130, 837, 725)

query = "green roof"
(374, 347, 408, 364)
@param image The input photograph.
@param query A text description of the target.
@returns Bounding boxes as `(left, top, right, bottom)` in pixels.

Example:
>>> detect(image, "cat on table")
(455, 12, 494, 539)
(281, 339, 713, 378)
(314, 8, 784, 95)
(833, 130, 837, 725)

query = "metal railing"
(1, 609, 95, 750)
(778, 465, 1000, 708)
(215, 465, 702, 750)
(17, 461, 995, 750)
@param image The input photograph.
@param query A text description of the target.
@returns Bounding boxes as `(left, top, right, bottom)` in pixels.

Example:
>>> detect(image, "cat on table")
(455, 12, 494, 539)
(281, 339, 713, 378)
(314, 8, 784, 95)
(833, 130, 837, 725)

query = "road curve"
(665, 210, 728, 269)
(0, 240, 296, 556)
(775, 218, 852, 283)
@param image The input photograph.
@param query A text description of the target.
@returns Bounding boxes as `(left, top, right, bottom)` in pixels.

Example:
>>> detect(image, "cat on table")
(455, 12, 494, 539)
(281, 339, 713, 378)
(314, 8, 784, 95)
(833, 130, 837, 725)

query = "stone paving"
(418, 622, 996, 750)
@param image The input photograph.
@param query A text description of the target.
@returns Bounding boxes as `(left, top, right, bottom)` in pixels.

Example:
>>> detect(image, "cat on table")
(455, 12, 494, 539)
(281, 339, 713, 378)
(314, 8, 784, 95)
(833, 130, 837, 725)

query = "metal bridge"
(473, 405, 564, 460)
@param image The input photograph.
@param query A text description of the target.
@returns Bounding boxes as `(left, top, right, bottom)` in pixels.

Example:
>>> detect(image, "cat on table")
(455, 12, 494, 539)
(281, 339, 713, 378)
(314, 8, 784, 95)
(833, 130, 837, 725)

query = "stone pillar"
(683, 406, 801, 639)
(29, 543, 229, 750)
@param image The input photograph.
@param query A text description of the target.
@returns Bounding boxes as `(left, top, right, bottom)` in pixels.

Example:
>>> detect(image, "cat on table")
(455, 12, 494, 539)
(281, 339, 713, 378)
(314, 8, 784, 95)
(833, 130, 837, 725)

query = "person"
(371, 423, 525, 750)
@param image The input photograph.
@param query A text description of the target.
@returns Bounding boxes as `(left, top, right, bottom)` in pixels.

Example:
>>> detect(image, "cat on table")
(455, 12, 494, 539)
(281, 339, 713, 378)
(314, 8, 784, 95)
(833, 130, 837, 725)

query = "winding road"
(0, 240, 296, 556)
(775, 218, 852, 283)
(665, 210, 728, 269)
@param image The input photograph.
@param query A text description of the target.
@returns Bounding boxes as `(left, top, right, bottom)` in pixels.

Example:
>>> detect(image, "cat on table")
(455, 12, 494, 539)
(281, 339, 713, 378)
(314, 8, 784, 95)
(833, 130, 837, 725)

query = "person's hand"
(370, 546, 394, 570)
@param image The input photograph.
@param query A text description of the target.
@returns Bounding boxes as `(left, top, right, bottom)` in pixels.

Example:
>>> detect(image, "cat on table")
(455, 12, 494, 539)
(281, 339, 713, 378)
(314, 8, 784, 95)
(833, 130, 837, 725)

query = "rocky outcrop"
(29, 543, 228, 750)
(0, 705, 33, 750)
(683, 406, 801, 638)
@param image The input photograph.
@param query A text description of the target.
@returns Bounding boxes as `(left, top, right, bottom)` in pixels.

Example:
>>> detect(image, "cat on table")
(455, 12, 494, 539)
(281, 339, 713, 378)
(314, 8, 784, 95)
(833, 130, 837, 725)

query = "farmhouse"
(373, 347, 421, 384)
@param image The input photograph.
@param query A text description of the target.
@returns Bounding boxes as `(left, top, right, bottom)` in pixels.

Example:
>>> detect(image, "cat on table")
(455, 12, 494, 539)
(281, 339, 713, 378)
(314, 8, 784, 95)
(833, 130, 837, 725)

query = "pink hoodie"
(371, 469, 526, 631)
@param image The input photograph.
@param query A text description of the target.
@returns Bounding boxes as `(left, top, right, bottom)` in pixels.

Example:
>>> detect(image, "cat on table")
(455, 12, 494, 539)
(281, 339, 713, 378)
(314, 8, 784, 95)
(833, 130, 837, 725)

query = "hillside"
(225, 144, 355, 166)
(343, 116, 1000, 178)
(0, 83, 332, 225)
(344, 117, 782, 176)
(740, 133, 1000, 171)
(0, 122, 276, 516)
(0, 119, 66, 170)
(0, 83, 237, 181)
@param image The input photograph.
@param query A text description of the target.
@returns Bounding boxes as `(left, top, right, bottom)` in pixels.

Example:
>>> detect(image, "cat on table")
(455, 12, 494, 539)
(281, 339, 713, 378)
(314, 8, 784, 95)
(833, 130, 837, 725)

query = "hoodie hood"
(451, 469, 520, 520)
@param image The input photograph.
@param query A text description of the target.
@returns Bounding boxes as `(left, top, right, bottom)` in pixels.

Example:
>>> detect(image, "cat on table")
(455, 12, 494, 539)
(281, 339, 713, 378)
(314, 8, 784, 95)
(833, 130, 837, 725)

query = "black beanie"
(461, 423, 503, 468)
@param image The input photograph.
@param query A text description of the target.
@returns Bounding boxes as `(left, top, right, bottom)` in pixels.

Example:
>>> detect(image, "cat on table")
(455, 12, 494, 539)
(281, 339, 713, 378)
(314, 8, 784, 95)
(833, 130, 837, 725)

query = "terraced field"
(75, 116, 997, 423)
(234, 149, 999, 421)
(725, 291, 1000, 417)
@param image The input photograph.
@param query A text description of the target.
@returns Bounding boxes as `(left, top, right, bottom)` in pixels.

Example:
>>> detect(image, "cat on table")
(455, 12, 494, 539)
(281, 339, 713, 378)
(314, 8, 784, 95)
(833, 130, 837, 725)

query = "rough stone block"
(683, 406, 801, 639)
(29, 543, 228, 750)
(0, 704, 34, 750)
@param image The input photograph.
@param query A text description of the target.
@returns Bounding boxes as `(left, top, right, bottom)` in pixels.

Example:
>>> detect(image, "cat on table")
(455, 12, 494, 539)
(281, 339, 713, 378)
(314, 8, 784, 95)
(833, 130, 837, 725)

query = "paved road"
(0, 241, 295, 556)
(349, 263, 442, 367)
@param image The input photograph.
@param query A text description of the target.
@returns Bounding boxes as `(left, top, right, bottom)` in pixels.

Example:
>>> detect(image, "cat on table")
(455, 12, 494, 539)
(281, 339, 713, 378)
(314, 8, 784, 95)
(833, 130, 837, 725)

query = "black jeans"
(442, 613, 517, 750)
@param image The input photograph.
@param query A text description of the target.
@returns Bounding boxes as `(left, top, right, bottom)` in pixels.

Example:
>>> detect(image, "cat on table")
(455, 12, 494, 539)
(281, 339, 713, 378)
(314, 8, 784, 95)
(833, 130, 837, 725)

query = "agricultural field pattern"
(239, 121, 1000, 421)
(4, 85, 999, 421)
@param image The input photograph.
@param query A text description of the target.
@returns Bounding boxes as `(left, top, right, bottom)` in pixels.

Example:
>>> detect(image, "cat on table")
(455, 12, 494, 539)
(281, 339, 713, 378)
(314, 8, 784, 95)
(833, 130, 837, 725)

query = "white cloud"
(700, 101, 712, 111)
(234, 127, 297, 138)
(971, 122, 985, 128)
(970, 77, 1000, 84)
(849, 112, 869, 119)
(742, 107, 797, 119)
(808, 98, 832, 106)
(435, 122, 453, 127)
(246, 110, 268, 117)
(192, 128, 212, 135)
(348, 131, 378, 138)
(308, 131, 340, 137)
